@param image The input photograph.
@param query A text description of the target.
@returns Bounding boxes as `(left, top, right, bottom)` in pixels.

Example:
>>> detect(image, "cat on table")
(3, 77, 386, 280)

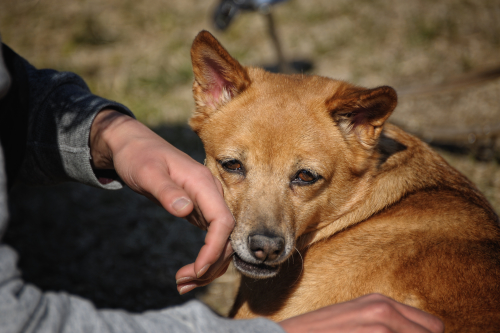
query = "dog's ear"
(189, 30, 251, 132)
(327, 85, 397, 149)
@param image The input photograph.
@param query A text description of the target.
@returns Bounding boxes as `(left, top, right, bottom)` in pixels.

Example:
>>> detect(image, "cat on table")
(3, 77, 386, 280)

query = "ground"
(1, 0, 499, 317)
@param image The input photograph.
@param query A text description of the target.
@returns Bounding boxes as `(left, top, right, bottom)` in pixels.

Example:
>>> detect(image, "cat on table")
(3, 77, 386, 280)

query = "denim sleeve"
(16, 58, 134, 189)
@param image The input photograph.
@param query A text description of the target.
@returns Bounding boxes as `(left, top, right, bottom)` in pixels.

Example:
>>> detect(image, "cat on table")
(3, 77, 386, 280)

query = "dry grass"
(2, 0, 500, 316)
(2, 0, 499, 124)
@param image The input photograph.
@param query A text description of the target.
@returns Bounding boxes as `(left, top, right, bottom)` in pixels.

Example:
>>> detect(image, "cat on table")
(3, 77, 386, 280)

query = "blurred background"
(1, 0, 499, 316)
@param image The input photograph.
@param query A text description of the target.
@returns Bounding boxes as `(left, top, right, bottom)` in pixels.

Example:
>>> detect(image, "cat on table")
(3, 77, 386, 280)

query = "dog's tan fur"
(189, 31, 500, 332)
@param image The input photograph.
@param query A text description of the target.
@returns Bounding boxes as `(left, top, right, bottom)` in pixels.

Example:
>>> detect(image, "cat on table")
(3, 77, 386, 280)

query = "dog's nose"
(248, 234, 285, 262)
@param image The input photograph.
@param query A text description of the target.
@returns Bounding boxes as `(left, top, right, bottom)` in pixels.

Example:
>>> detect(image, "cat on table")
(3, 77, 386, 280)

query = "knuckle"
(183, 165, 213, 187)
(222, 215, 235, 228)
(365, 301, 395, 319)
(136, 159, 159, 175)
(134, 161, 165, 186)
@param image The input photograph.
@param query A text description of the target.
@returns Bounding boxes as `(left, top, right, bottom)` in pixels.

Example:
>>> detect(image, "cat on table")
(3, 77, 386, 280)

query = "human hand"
(279, 294, 444, 333)
(90, 109, 235, 293)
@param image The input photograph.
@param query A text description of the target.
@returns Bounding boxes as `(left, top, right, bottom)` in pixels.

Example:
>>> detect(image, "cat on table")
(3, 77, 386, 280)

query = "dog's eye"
(297, 170, 315, 182)
(339, 112, 355, 118)
(293, 170, 319, 185)
(221, 159, 243, 172)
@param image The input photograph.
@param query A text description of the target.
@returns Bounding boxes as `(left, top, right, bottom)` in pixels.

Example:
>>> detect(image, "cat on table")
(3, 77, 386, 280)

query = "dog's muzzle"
(232, 232, 287, 279)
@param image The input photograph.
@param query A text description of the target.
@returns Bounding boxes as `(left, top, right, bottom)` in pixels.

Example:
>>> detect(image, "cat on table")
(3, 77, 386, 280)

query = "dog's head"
(189, 31, 397, 279)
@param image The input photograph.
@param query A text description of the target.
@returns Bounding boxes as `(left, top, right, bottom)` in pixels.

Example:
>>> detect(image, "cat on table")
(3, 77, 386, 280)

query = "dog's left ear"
(327, 85, 397, 149)
(189, 30, 251, 132)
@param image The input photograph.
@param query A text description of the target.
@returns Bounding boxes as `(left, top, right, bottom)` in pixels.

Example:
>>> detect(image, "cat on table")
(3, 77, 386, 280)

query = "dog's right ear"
(189, 30, 251, 132)
(327, 84, 397, 150)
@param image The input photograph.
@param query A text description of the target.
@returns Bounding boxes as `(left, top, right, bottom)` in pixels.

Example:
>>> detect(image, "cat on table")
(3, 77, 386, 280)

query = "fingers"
(279, 294, 444, 333)
(175, 240, 233, 294)
(175, 241, 232, 282)
(351, 296, 437, 333)
(138, 165, 196, 218)
(183, 177, 234, 277)
(363, 295, 444, 333)
(176, 261, 230, 295)
(193, 215, 234, 276)
(335, 294, 443, 333)
(143, 164, 234, 291)
(136, 154, 234, 278)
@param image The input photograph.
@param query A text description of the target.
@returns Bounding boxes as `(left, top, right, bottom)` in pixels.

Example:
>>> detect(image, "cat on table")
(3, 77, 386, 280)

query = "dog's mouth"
(232, 253, 280, 279)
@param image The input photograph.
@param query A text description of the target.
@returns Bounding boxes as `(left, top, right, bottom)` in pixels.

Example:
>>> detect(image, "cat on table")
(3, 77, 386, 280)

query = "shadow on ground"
(4, 124, 208, 313)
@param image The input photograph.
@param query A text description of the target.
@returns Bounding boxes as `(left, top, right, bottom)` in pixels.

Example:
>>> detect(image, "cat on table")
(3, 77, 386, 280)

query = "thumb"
(156, 182, 195, 218)
(136, 168, 195, 218)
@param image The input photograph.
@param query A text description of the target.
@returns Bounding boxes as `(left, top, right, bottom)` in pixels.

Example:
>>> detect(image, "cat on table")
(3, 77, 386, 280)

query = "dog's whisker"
(295, 246, 304, 272)
(288, 246, 304, 288)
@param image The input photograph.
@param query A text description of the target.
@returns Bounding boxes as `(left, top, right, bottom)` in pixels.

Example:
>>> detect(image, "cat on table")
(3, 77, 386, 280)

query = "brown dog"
(189, 30, 500, 332)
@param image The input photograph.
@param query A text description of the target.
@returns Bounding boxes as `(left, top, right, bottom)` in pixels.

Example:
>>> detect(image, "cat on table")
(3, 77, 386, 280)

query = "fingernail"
(172, 197, 190, 212)
(179, 284, 196, 295)
(176, 277, 194, 285)
(196, 264, 210, 278)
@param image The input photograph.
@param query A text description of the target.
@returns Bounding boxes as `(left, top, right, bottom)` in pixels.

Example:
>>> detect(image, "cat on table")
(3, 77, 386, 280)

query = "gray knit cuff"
(57, 98, 136, 190)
